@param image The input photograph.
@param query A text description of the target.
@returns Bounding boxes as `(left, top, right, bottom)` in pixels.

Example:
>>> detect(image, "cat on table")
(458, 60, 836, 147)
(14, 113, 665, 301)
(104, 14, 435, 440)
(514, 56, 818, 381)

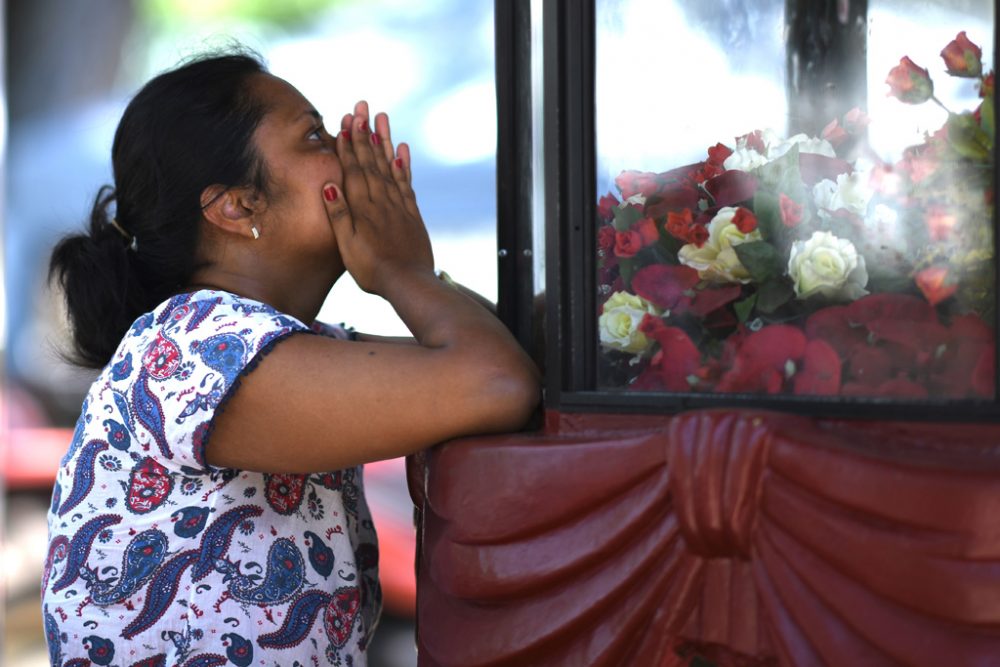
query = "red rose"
(638, 316, 701, 392)
(706, 142, 733, 165)
(633, 217, 660, 247)
(980, 71, 995, 98)
(665, 208, 693, 240)
(704, 170, 758, 208)
(778, 193, 804, 227)
(614, 230, 643, 258)
(821, 118, 848, 147)
(717, 325, 807, 394)
(737, 130, 766, 154)
(687, 224, 709, 247)
(597, 225, 616, 253)
(842, 107, 871, 132)
(886, 56, 934, 104)
(597, 192, 620, 221)
(693, 162, 725, 184)
(631, 264, 699, 311)
(940, 31, 982, 78)
(798, 153, 853, 186)
(925, 207, 956, 241)
(731, 207, 757, 233)
(805, 305, 867, 357)
(914, 266, 957, 306)
(792, 339, 842, 396)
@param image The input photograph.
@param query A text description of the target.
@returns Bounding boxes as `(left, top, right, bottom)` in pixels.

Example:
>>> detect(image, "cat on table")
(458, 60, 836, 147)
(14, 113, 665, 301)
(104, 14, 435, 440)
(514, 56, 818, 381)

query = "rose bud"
(886, 57, 934, 104)
(940, 31, 982, 78)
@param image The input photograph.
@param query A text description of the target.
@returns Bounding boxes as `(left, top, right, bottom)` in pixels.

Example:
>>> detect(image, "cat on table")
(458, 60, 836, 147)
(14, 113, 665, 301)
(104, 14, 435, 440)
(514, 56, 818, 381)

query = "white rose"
(723, 147, 769, 172)
(678, 207, 763, 284)
(598, 291, 662, 354)
(768, 133, 837, 160)
(813, 171, 873, 220)
(787, 231, 869, 300)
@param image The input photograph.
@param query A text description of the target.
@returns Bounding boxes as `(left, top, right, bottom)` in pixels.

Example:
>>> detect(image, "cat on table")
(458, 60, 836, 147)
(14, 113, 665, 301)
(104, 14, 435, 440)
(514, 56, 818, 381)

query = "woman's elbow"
(480, 361, 542, 431)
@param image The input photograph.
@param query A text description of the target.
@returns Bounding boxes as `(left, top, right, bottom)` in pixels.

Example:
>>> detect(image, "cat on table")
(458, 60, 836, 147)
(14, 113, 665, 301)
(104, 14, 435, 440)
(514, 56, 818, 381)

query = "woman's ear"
(200, 185, 260, 239)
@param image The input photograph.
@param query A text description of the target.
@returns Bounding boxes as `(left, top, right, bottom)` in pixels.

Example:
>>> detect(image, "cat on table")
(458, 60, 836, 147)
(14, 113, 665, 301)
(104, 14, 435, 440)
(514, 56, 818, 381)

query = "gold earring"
(251, 225, 260, 240)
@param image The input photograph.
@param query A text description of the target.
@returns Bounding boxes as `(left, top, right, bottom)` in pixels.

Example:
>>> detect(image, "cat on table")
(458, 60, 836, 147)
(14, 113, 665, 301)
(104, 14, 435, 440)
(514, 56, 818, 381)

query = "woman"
(42, 52, 539, 666)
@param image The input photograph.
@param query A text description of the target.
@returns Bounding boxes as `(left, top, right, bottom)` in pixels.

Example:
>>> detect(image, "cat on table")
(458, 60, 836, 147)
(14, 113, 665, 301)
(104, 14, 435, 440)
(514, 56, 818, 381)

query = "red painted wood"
(408, 410, 1000, 666)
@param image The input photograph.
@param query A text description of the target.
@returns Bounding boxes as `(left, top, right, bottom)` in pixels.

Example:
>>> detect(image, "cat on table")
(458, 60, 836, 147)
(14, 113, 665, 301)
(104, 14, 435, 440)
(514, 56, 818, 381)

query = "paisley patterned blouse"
(42, 289, 381, 667)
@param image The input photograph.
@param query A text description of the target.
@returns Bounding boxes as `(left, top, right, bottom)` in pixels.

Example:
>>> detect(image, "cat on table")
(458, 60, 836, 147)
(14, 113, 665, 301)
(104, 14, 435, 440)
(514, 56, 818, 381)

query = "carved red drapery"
(407, 410, 1000, 666)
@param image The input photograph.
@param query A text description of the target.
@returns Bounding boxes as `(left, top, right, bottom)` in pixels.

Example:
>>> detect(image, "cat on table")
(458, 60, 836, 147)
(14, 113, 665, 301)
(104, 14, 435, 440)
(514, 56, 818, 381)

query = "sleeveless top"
(42, 289, 382, 667)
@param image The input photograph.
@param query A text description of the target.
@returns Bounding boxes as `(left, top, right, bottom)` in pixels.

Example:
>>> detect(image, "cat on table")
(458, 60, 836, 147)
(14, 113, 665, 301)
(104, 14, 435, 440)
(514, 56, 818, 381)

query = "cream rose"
(813, 171, 873, 220)
(787, 231, 869, 300)
(678, 207, 763, 283)
(767, 132, 837, 160)
(598, 291, 662, 354)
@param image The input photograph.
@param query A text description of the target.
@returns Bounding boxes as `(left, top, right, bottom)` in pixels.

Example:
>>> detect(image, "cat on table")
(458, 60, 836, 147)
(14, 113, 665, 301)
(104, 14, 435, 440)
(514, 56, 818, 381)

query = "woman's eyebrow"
(297, 109, 323, 124)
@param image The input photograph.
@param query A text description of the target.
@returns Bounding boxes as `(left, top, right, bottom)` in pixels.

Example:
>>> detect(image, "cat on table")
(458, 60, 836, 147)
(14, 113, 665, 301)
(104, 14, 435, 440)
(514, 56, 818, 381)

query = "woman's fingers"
(337, 116, 372, 207)
(392, 142, 419, 217)
(321, 182, 353, 234)
(349, 109, 387, 202)
(374, 112, 395, 163)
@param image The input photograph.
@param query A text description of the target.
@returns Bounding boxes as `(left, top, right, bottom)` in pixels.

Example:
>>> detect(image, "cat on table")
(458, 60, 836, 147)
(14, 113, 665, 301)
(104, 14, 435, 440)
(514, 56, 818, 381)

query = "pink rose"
(940, 31, 982, 78)
(886, 56, 933, 104)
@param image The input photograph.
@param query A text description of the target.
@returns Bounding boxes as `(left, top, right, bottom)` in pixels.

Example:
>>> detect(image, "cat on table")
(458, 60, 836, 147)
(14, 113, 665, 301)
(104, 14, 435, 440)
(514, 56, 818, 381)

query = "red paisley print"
(127, 457, 174, 514)
(142, 333, 181, 380)
(265, 474, 307, 515)
(324, 586, 361, 648)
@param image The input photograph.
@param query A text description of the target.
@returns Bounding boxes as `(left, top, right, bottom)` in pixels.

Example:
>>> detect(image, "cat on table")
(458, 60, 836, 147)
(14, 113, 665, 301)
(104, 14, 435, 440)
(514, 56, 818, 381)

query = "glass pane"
(595, 0, 996, 401)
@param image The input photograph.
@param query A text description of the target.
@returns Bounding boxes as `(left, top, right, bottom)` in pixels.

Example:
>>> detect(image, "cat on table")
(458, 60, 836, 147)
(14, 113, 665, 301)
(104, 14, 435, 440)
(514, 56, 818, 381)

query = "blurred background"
(3, 0, 500, 664)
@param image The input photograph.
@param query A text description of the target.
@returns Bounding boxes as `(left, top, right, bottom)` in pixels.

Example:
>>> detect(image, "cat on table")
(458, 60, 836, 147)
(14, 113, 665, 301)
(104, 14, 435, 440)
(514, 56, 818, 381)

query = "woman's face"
(249, 74, 344, 272)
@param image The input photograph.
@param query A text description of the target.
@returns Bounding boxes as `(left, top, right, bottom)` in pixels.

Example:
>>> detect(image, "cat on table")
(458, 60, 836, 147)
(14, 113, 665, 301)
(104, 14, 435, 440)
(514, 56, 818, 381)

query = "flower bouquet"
(597, 32, 995, 399)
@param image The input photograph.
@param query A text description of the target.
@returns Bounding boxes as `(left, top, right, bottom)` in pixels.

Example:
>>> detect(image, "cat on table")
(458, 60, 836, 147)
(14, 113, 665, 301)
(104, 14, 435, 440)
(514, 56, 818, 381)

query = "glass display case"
(515, 0, 997, 416)
(593, 0, 995, 404)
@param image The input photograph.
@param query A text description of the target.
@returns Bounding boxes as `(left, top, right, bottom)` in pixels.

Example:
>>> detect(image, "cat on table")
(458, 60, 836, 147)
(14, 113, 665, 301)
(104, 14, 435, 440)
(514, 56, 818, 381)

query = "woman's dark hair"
(50, 51, 270, 368)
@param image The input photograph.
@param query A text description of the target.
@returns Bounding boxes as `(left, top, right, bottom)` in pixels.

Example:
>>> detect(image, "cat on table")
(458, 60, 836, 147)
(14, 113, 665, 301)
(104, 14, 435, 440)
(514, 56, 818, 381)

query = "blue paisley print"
(43, 289, 380, 666)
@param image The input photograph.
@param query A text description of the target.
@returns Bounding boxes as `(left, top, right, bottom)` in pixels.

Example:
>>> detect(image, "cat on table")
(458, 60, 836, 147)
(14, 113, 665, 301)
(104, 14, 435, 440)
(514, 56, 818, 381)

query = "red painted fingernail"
(371, 133, 381, 145)
(360, 120, 369, 133)
(340, 130, 351, 141)
(394, 158, 404, 169)
(323, 186, 337, 202)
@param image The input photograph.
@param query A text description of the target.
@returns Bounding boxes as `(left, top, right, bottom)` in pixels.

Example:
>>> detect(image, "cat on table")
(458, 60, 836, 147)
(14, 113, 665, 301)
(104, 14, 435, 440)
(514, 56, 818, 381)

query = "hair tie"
(109, 218, 138, 251)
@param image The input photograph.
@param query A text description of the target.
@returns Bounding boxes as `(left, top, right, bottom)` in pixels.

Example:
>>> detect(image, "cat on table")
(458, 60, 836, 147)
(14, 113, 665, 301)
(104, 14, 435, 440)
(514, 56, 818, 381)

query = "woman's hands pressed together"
(205, 100, 540, 474)
(322, 101, 433, 297)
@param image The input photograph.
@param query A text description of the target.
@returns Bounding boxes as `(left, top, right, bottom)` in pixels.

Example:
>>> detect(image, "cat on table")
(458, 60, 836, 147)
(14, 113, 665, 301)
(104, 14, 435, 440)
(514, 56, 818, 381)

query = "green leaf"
(756, 279, 794, 313)
(733, 293, 757, 323)
(980, 94, 995, 145)
(618, 257, 636, 288)
(756, 143, 802, 195)
(734, 241, 784, 283)
(613, 204, 642, 232)
(752, 191, 782, 243)
(946, 112, 992, 160)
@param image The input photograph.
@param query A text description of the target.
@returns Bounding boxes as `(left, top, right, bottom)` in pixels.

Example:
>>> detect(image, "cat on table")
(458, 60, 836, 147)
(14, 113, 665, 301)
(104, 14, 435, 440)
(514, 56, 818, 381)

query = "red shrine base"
(407, 409, 1000, 667)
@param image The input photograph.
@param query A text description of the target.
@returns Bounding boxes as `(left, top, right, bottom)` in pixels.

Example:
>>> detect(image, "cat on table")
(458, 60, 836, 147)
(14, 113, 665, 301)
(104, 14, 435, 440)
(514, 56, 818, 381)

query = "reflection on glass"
(595, 0, 995, 400)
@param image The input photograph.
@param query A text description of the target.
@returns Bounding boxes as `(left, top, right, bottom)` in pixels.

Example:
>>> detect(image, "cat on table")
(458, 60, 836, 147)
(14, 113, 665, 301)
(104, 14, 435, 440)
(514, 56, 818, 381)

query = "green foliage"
(613, 204, 643, 232)
(946, 111, 992, 160)
(981, 94, 995, 144)
(733, 293, 757, 323)
(139, 0, 355, 30)
(756, 279, 794, 313)
(734, 241, 783, 283)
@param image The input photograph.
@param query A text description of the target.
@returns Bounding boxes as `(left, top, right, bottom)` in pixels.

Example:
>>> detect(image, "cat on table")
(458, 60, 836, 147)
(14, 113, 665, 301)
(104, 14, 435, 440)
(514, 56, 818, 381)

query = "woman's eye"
(307, 126, 327, 141)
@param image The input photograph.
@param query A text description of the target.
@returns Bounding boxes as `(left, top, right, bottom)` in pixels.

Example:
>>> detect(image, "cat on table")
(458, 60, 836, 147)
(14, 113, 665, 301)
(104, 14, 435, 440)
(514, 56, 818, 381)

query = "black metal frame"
(497, 0, 1000, 421)
(495, 0, 536, 352)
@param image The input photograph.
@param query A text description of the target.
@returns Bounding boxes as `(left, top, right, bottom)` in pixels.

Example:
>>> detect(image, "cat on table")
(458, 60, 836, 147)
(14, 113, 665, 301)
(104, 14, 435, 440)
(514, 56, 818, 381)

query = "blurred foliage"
(137, 0, 358, 30)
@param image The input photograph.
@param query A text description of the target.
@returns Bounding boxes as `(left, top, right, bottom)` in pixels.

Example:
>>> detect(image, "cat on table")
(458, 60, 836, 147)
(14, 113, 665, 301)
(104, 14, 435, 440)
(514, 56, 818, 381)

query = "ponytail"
(49, 187, 149, 367)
